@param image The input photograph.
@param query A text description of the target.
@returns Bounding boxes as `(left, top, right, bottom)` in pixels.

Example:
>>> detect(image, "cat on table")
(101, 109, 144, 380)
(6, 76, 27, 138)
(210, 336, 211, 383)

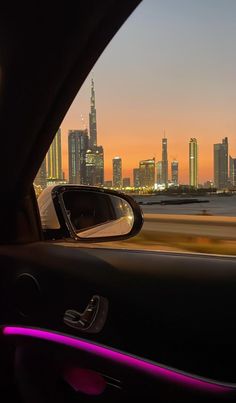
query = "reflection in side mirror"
(38, 185, 143, 242)
(63, 191, 135, 238)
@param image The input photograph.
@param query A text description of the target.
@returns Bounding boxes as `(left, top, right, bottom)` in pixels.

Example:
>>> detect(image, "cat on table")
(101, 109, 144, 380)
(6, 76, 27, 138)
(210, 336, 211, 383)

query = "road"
(143, 214, 236, 240)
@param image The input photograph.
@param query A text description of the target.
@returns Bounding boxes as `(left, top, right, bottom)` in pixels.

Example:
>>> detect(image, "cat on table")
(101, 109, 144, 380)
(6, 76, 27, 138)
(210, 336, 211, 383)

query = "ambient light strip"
(2, 326, 233, 394)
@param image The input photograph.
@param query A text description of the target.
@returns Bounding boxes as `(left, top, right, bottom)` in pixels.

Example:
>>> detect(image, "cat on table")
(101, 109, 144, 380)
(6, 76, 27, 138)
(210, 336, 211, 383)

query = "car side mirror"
(37, 185, 143, 242)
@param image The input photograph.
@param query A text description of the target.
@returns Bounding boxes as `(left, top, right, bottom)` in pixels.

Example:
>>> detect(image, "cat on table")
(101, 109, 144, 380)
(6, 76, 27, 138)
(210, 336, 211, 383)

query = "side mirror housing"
(38, 185, 143, 242)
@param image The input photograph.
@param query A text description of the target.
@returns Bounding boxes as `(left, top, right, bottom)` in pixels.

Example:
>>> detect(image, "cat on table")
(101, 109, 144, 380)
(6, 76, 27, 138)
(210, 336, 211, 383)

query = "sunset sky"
(61, 0, 236, 184)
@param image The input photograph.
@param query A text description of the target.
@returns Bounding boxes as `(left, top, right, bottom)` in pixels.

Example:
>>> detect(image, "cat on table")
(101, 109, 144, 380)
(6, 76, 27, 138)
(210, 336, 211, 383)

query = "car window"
(35, 0, 236, 256)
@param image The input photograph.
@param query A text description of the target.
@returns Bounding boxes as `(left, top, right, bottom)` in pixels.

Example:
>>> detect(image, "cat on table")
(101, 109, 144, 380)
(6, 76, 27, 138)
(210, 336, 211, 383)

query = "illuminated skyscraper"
(47, 129, 63, 180)
(68, 129, 89, 184)
(85, 146, 104, 186)
(214, 137, 228, 190)
(94, 146, 104, 186)
(133, 168, 140, 188)
(89, 78, 97, 149)
(139, 158, 155, 187)
(229, 156, 236, 187)
(171, 160, 179, 185)
(85, 149, 96, 185)
(161, 136, 168, 187)
(189, 138, 198, 188)
(87, 79, 104, 185)
(113, 157, 122, 188)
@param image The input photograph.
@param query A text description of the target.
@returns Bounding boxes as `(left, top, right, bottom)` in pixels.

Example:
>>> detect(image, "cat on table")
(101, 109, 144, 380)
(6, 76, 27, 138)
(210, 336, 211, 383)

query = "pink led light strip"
(3, 326, 234, 393)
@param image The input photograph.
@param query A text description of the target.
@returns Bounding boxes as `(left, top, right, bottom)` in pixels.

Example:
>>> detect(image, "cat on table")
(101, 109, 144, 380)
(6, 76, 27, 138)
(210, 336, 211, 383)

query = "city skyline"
(59, 0, 236, 184)
(59, 79, 236, 187)
(36, 123, 236, 190)
(35, 80, 236, 189)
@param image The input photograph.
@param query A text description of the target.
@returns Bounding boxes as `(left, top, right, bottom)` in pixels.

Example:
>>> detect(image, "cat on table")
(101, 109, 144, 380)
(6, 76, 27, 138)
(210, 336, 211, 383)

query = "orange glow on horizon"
(61, 120, 230, 186)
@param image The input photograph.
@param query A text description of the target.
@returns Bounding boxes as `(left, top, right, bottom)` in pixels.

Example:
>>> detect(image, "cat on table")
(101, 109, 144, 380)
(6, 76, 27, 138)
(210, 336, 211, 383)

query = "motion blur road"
(143, 214, 236, 240)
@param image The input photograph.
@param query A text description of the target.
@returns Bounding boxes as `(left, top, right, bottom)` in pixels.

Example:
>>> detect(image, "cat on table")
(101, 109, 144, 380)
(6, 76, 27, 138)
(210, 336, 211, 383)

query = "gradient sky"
(61, 0, 236, 184)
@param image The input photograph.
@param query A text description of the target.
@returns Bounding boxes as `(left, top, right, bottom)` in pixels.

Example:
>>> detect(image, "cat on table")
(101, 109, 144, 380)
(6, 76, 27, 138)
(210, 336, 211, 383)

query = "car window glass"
(35, 0, 236, 256)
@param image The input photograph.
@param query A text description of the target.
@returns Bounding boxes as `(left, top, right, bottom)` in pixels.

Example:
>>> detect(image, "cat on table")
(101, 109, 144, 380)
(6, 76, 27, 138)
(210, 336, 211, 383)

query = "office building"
(85, 149, 96, 185)
(94, 146, 104, 186)
(47, 128, 63, 181)
(189, 138, 198, 188)
(171, 160, 179, 185)
(113, 157, 122, 188)
(229, 156, 236, 187)
(133, 168, 140, 188)
(139, 158, 155, 187)
(68, 129, 89, 184)
(214, 137, 228, 190)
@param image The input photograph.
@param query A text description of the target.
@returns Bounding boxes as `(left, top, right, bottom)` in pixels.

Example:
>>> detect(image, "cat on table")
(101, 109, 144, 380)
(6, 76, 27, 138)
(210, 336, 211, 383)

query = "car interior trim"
(2, 326, 234, 394)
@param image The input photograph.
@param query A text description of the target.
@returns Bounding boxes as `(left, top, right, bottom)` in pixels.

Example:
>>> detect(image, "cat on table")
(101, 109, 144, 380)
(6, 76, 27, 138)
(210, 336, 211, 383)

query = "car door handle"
(63, 295, 108, 334)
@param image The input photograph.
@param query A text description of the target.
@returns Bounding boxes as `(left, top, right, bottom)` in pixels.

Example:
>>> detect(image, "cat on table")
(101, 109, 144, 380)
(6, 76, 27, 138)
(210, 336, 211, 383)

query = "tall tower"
(89, 78, 97, 150)
(94, 145, 104, 186)
(68, 129, 89, 184)
(161, 135, 168, 187)
(139, 158, 155, 188)
(171, 160, 179, 185)
(214, 137, 228, 190)
(47, 129, 62, 180)
(189, 138, 198, 188)
(85, 146, 104, 186)
(113, 157, 122, 188)
(133, 168, 140, 188)
(229, 156, 236, 187)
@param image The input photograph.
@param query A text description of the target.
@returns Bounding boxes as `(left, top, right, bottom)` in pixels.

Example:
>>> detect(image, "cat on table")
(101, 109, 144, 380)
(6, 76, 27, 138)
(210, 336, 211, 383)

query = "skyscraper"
(89, 78, 97, 149)
(34, 157, 47, 189)
(68, 129, 89, 184)
(139, 158, 155, 187)
(156, 161, 162, 184)
(161, 136, 168, 187)
(94, 146, 104, 186)
(133, 168, 140, 188)
(229, 156, 236, 187)
(88, 79, 104, 185)
(47, 129, 62, 180)
(214, 137, 228, 190)
(189, 138, 198, 188)
(85, 146, 104, 186)
(171, 160, 179, 185)
(113, 157, 122, 188)
(85, 149, 96, 185)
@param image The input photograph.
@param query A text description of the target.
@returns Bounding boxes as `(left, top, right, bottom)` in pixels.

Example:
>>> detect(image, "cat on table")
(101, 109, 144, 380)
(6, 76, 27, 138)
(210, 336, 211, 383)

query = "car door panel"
(0, 243, 236, 401)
